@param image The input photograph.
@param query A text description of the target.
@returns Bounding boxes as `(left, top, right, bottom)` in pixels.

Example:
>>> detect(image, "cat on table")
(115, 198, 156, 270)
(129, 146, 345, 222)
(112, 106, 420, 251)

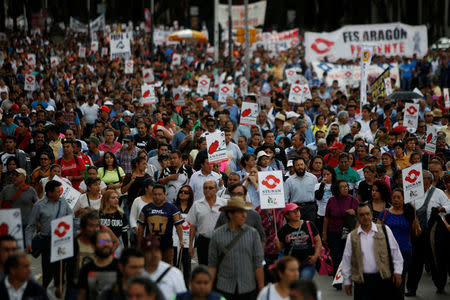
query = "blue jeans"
(299, 263, 316, 279)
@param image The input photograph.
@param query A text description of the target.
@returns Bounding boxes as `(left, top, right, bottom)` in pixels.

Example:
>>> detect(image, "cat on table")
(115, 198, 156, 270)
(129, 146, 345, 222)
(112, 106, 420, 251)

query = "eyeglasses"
(98, 239, 112, 245)
(40, 158, 49, 161)
(180, 190, 190, 194)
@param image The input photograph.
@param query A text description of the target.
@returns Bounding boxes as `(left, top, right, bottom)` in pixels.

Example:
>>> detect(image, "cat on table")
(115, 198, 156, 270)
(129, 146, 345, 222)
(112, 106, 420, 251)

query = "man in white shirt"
(142, 236, 186, 300)
(342, 202, 403, 299)
(224, 128, 242, 173)
(190, 154, 221, 201)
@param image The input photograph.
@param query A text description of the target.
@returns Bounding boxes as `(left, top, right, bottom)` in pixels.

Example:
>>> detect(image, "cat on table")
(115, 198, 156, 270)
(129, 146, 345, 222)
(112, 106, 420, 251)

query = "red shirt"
(58, 156, 86, 190)
(323, 153, 339, 168)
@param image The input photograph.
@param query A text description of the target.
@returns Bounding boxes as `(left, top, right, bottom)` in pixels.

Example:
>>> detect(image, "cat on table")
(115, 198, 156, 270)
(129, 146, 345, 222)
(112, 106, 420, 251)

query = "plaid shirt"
(98, 141, 122, 154)
(117, 147, 138, 174)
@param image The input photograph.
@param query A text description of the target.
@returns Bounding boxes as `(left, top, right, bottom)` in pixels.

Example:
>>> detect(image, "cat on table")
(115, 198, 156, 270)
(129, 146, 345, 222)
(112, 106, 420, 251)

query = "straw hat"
(219, 197, 253, 212)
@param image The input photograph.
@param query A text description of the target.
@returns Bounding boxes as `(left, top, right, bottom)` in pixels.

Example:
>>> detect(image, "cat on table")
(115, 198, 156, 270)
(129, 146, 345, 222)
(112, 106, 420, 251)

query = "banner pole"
(59, 260, 63, 300)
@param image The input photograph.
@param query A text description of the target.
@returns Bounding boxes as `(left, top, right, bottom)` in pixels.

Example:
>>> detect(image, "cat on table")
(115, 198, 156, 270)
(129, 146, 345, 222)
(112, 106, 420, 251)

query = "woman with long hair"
(98, 151, 125, 192)
(357, 165, 377, 202)
(99, 190, 129, 255)
(311, 114, 328, 135)
(173, 185, 194, 285)
(256, 256, 299, 300)
(121, 156, 151, 211)
(30, 152, 53, 193)
(129, 178, 154, 236)
(309, 156, 324, 181)
(370, 180, 392, 221)
(1, 156, 20, 189)
(74, 177, 102, 216)
(381, 152, 398, 178)
(315, 165, 337, 237)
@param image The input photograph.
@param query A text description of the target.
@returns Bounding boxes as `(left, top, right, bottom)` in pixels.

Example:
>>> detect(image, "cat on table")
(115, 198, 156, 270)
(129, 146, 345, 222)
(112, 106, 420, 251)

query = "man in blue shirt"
(400, 57, 413, 90)
(220, 96, 239, 127)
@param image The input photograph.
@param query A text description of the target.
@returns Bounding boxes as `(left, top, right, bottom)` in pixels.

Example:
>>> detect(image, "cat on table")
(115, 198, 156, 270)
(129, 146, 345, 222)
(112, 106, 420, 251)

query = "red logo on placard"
(242, 109, 251, 117)
(293, 86, 301, 93)
(26, 76, 33, 83)
(144, 72, 149, 78)
(143, 90, 150, 98)
(51, 60, 56, 65)
(28, 56, 33, 62)
(261, 175, 280, 189)
(335, 269, 342, 280)
(174, 93, 180, 100)
(200, 80, 208, 86)
(208, 140, 219, 154)
(127, 62, 132, 67)
(221, 86, 230, 93)
(407, 106, 417, 115)
(0, 223, 9, 235)
(288, 70, 294, 76)
(181, 221, 190, 231)
(311, 38, 335, 54)
(405, 169, 420, 183)
(426, 133, 433, 143)
(54, 221, 70, 238)
(345, 71, 352, 78)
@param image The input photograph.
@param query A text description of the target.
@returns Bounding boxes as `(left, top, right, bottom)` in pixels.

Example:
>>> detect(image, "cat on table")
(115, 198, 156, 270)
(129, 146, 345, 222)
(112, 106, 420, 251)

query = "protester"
(175, 265, 225, 300)
(0, 235, 17, 282)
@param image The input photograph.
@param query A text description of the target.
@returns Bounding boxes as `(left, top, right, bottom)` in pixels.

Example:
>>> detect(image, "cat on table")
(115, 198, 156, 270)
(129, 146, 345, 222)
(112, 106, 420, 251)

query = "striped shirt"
(208, 224, 264, 294)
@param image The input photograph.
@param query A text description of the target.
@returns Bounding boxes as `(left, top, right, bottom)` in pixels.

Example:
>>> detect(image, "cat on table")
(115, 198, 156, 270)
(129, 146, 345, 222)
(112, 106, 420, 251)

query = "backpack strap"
(381, 208, 388, 224)
(306, 221, 315, 248)
(156, 266, 172, 283)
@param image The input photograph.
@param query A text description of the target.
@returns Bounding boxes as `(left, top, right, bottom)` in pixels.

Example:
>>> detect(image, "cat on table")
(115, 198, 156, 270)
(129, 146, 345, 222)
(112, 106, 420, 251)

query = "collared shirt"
(413, 186, 450, 221)
(117, 147, 138, 174)
(5, 276, 28, 300)
(335, 166, 361, 184)
(341, 223, 404, 286)
(98, 141, 122, 154)
(209, 224, 264, 294)
(25, 197, 73, 246)
(142, 261, 186, 300)
(190, 170, 221, 201)
(171, 129, 187, 151)
(186, 197, 227, 238)
(395, 155, 411, 169)
(284, 172, 318, 204)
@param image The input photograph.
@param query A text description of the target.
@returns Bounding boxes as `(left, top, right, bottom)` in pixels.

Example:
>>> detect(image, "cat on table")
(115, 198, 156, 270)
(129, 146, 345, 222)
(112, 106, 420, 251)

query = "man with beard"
(77, 230, 119, 300)
(28, 130, 53, 169)
(284, 156, 318, 223)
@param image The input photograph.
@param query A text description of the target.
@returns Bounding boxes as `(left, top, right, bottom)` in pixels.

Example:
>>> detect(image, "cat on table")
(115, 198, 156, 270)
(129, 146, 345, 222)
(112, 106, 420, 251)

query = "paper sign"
(125, 60, 134, 74)
(173, 213, 191, 249)
(173, 87, 185, 106)
(444, 88, 450, 109)
(24, 73, 36, 91)
(285, 68, 298, 84)
(142, 68, 154, 83)
(50, 56, 59, 67)
(384, 78, 393, 96)
(240, 102, 258, 126)
(288, 84, 304, 103)
(300, 84, 312, 100)
(360, 45, 372, 105)
(27, 53, 36, 65)
(110, 33, 131, 60)
(53, 175, 81, 210)
(78, 46, 86, 58)
(197, 77, 211, 96)
(206, 131, 227, 164)
(403, 103, 419, 133)
(142, 84, 157, 105)
(218, 84, 234, 103)
(332, 262, 344, 286)
(239, 77, 248, 97)
(50, 215, 74, 262)
(402, 163, 424, 205)
(258, 95, 271, 106)
(424, 125, 438, 155)
(258, 171, 286, 209)
(0, 209, 24, 250)
(101, 47, 108, 57)
(172, 53, 181, 66)
(91, 41, 99, 52)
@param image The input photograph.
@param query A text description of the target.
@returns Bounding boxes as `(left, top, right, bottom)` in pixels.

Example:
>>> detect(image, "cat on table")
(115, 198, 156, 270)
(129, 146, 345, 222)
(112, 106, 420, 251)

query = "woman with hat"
(274, 203, 322, 279)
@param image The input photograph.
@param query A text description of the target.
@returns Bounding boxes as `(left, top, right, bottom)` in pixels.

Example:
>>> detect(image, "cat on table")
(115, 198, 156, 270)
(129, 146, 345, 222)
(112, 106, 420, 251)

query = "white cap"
(46, 106, 55, 112)
(287, 160, 293, 167)
(286, 111, 300, 119)
(226, 76, 233, 82)
(104, 100, 114, 106)
(123, 110, 134, 117)
(256, 151, 270, 160)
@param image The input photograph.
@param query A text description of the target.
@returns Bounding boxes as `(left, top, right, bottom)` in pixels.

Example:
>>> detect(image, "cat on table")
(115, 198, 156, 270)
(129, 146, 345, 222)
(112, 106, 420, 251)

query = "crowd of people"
(0, 25, 449, 300)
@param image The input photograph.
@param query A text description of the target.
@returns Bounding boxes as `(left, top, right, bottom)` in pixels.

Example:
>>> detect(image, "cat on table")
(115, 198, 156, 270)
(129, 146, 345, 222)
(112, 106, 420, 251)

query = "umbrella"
(169, 29, 208, 43)
(386, 91, 423, 101)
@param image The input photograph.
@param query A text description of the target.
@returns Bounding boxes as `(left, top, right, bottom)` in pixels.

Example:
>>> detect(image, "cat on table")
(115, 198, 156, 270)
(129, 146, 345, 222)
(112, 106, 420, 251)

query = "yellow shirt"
(396, 155, 411, 169)
(312, 124, 328, 135)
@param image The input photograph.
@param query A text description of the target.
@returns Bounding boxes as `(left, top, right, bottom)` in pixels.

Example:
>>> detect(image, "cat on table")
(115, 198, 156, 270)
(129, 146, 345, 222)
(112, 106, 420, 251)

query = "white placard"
(288, 84, 304, 103)
(206, 131, 227, 165)
(142, 68, 154, 83)
(384, 78, 393, 96)
(402, 163, 424, 205)
(285, 68, 298, 84)
(101, 47, 108, 57)
(218, 84, 234, 103)
(142, 84, 157, 105)
(27, 53, 36, 65)
(240, 102, 258, 127)
(24, 73, 36, 91)
(110, 33, 131, 60)
(172, 213, 191, 249)
(332, 262, 344, 286)
(444, 88, 450, 109)
(403, 103, 419, 133)
(125, 60, 134, 74)
(50, 56, 59, 67)
(239, 77, 248, 97)
(0, 209, 24, 250)
(78, 46, 86, 58)
(91, 41, 99, 52)
(50, 215, 74, 262)
(424, 125, 438, 155)
(53, 175, 81, 210)
(258, 171, 286, 209)
(197, 77, 211, 96)
(172, 53, 181, 66)
(173, 87, 185, 106)
(300, 84, 312, 100)
(218, 0, 266, 29)
(360, 45, 372, 105)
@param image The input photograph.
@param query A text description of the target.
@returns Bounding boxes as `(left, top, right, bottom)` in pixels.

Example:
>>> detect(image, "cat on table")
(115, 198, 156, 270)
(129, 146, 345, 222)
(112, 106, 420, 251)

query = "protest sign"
(142, 68, 154, 83)
(444, 88, 450, 109)
(78, 46, 86, 58)
(91, 41, 99, 52)
(384, 78, 393, 96)
(424, 125, 438, 155)
(240, 102, 258, 126)
(285, 68, 300, 84)
(24, 73, 36, 91)
(206, 131, 227, 165)
(50, 56, 59, 67)
(403, 103, 419, 133)
(218, 0, 266, 29)
(218, 84, 234, 103)
(258, 95, 271, 107)
(360, 46, 372, 105)
(0, 209, 24, 250)
(172, 53, 181, 66)
(50, 215, 74, 262)
(125, 60, 134, 74)
(258, 171, 286, 209)
(142, 84, 157, 105)
(239, 77, 248, 97)
(197, 77, 211, 96)
(110, 33, 131, 60)
(332, 262, 344, 286)
(305, 23, 428, 62)
(402, 163, 424, 205)
(254, 29, 300, 52)
(173, 213, 190, 249)
(27, 53, 36, 65)
(101, 47, 108, 57)
(370, 68, 390, 100)
(53, 176, 81, 210)
(173, 87, 185, 106)
(300, 84, 312, 100)
(288, 84, 304, 104)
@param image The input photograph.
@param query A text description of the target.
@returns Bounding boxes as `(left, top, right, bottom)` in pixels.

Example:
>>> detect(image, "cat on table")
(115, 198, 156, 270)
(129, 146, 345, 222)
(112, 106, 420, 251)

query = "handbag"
(31, 201, 61, 258)
(305, 221, 334, 275)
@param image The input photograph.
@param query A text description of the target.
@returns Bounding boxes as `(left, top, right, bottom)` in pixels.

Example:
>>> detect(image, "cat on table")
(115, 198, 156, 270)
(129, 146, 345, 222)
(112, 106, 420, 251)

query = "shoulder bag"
(31, 200, 61, 258)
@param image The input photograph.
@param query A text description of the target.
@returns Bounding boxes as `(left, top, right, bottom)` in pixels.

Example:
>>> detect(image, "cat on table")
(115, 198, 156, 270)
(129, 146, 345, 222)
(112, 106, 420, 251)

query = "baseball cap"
(104, 100, 114, 106)
(393, 125, 407, 134)
(143, 178, 155, 187)
(122, 134, 134, 142)
(286, 111, 300, 119)
(256, 151, 270, 160)
(283, 203, 299, 214)
(287, 160, 293, 168)
(10, 104, 20, 111)
(123, 110, 134, 117)
(85, 136, 100, 145)
(100, 105, 110, 113)
(329, 141, 344, 150)
(13, 168, 26, 177)
(142, 235, 160, 251)
(46, 106, 55, 112)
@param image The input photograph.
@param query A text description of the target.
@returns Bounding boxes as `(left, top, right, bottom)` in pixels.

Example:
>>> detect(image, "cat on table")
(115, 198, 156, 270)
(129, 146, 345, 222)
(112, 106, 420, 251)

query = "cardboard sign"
(50, 215, 74, 262)
(360, 45, 372, 105)
(110, 33, 131, 60)
(0, 209, 24, 250)
(173, 213, 191, 249)
(142, 84, 157, 105)
(125, 60, 134, 74)
(101, 47, 108, 57)
(239, 77, 248, 97)
(332, 262, 344, 286)
(240, 102, 258, 126)
(300, 84, 312, 100)
(285, 68, 300, 84)
(91, 41, 99, 52)
(50, 56, 59, 67)
(53, 175, 81, 210)
(172, 87, 185, 106)
(172, 53, 181, 66)
(206, 131, 227, 165)
(424, 125, 438, 155)
(444, 88, 450, 109)
(27, 53, 36, 65)
(142, 68, 154, 83)
(258, 171, 286, 209)
(197, 77, 211, 96)
(78, 46, 86, 58)
(403, 103, 419, 133)
(384, 78, 393, 96)
(258, 95, 271, 107)
(218, 84, 234, 103)
(371, 68, 390, 101)
(24, 73, 36, 91)
(288, 84, 304, 103)
(402, 163, 424, 205)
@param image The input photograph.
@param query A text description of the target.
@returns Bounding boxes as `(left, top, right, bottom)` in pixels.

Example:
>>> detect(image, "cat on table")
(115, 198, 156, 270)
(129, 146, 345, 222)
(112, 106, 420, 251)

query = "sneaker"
(405, 291, 416, 297)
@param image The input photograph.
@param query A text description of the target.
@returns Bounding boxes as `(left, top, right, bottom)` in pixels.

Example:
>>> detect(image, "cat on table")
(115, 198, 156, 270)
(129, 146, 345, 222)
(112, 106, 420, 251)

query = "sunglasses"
(180, 190, 190, 194)
(98, 239, 112, 245)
